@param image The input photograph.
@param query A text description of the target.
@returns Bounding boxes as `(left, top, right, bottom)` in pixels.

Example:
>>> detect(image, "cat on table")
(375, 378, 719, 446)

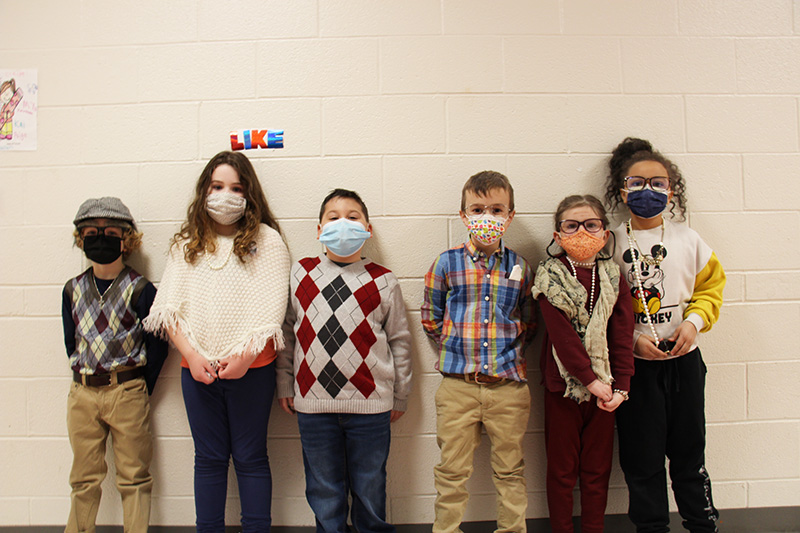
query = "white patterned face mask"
(206, 192, 246, 226)
(466, 214, 507, 246)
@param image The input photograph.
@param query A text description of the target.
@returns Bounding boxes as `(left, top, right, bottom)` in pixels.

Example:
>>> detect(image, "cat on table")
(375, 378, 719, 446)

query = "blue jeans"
(296, 412, 394, 533)
(182, 364, 276, 533)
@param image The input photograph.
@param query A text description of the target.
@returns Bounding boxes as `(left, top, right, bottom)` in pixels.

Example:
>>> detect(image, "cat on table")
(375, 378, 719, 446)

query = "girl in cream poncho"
(145, 151, 289, 532)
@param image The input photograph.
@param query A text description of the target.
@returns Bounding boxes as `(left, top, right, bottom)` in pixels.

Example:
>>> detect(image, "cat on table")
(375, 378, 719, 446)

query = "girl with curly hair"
(146, 151, 290, 532)
(605, 138, 725, 533)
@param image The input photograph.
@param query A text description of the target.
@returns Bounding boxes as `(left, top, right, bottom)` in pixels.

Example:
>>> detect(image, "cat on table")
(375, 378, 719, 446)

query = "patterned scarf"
(532, 257, 619, 403)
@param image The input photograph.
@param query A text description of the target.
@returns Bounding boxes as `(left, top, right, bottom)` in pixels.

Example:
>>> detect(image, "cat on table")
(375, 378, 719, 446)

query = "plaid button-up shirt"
(421, 240, 536, 382)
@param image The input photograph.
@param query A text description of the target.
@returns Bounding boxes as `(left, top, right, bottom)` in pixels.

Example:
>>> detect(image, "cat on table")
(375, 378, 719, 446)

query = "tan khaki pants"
(433, 377, 531, 533)
(65, 376, 153, 533)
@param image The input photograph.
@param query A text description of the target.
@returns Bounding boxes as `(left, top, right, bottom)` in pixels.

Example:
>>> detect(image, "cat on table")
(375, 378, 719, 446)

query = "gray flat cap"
(73, 197, 137, 229)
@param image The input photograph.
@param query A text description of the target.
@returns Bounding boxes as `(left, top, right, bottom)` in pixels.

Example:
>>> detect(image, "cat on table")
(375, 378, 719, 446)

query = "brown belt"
(442, 372, 509, 385)
(73, 366, 144, 387)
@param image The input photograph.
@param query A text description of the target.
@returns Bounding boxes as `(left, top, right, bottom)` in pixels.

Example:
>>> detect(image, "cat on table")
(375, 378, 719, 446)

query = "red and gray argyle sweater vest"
(66, 267, 148, 374)
(289, 256, 400, 414)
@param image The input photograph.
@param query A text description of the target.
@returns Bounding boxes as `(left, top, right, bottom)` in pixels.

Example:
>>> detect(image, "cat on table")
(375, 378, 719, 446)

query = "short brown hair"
(461, 170, 515, 212)
(319, 188, 369, 222)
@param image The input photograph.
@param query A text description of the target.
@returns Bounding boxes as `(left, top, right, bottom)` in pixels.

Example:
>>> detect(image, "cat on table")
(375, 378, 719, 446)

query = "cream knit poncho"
(144, 224, 290, 362)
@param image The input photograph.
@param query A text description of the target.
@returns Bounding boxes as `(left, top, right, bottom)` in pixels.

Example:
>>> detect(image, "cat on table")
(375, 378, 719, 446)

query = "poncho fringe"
(143, 224, 290, 364)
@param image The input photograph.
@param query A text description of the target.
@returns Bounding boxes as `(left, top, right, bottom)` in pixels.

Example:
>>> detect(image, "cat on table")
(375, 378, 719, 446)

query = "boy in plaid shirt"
(421, 171, 537, 533)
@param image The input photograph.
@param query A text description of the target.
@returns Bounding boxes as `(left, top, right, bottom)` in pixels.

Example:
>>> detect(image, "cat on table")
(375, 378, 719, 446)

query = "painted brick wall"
(1, 0, 798, 526)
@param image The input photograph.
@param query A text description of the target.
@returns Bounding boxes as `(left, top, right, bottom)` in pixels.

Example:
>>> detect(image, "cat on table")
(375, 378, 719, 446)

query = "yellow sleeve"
(684, 251, 725, 333)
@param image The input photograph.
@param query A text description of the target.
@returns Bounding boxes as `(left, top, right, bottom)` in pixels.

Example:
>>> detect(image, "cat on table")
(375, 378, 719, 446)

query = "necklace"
(566, 256, 596, 317)
(205, 238, 235, 271)
(626, 218, 665, 266)
(625, 221, 661, 345)
(92, 269, 122, 305)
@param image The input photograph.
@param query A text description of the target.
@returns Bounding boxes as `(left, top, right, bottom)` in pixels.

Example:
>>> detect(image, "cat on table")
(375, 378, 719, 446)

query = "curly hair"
(73, 226, 142, 259)
(604, 137, 688, 220)
(173, 151, 282, 264)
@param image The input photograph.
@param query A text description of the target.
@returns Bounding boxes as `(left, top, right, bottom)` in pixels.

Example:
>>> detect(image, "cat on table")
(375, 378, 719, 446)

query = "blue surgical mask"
(319, 219, 371, 257)
(626, 189, 669, 219)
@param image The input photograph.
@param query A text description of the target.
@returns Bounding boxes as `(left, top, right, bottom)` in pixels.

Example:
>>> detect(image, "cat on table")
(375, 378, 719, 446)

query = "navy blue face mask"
(626, 189, 669, 219)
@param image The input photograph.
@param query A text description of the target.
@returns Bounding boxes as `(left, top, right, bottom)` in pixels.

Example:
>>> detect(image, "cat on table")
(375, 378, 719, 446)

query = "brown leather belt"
(442, 372, 509, 385)
(73, 366, 144, 387)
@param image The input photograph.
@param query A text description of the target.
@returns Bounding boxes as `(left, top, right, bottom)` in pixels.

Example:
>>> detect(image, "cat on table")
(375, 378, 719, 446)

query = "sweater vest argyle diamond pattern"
(291, 258, 394, 401)
(67, 267, 147, 374)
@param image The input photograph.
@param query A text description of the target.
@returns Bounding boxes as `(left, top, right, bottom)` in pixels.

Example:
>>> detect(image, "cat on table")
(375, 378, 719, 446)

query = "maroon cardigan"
(538, 256, 634, 394)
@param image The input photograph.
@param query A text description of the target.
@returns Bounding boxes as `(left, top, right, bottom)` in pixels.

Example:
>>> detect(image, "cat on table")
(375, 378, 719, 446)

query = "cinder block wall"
(1, 0, 799, 527)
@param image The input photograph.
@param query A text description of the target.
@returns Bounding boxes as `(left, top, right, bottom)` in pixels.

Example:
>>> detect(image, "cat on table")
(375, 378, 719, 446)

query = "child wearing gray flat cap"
(62, 196, 168, 533)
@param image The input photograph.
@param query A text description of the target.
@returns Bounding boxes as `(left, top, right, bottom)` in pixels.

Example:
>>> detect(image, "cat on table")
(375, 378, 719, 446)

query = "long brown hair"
(173, 151, 282, 264)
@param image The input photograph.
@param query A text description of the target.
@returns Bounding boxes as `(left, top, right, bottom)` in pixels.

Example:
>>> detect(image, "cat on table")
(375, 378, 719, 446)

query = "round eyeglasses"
(624, 176, 671, 192)
(79, 226, 125, 239)
(558, 219, 605, 234)
(465, 204, 510, 218)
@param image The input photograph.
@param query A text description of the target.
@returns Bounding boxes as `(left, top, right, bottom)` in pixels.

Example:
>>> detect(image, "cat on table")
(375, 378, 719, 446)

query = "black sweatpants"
(616, 348, 719, 533)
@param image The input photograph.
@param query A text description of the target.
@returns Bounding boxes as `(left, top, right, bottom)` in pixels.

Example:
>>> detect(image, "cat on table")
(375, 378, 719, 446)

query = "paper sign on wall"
(0, 69, 37, 151)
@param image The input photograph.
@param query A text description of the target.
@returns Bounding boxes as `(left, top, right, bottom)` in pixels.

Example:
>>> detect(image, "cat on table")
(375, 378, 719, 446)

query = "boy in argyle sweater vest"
(277, 189, 413, 532)
(62, 197, 167, 533)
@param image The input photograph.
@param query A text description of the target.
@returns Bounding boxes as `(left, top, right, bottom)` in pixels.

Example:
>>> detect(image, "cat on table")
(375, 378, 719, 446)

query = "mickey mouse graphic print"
(612, 219, 726, 359)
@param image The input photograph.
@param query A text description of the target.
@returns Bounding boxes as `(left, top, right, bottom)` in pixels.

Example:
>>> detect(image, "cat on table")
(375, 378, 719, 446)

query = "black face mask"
(83, 234, 123, 265)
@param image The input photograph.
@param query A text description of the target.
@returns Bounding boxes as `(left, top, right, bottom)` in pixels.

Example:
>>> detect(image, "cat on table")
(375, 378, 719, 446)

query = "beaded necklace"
(625, 218, 665, 266)
(205, 237, 235, 271)
(625, 219, 663, 345)
(565, 256, 596, 317)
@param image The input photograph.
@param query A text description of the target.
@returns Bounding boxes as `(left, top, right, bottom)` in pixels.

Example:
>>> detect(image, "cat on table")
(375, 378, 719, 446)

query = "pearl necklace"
(625, 218, 665, 266)
(205, 238, 235, 271)
(566, 256, 596, 317)
(625, 220, 661, 345)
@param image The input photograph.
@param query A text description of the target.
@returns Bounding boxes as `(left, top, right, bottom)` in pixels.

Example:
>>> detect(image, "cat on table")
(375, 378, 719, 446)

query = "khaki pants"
(65, 376, 153, 533)
(433, 377, 531, 533)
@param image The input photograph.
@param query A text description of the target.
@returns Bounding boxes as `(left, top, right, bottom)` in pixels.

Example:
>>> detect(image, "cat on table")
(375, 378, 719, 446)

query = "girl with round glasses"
(532, 194, 634, 533)
(605, 137, 726, 533)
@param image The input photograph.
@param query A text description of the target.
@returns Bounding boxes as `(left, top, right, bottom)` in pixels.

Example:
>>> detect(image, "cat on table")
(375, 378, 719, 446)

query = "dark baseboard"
(4, 507, 799, 532)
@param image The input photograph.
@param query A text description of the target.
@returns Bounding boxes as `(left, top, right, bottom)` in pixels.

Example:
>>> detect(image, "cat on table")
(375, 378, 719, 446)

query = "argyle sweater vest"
(280, 255, 413, 414)
(65, 267, 148, 374)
